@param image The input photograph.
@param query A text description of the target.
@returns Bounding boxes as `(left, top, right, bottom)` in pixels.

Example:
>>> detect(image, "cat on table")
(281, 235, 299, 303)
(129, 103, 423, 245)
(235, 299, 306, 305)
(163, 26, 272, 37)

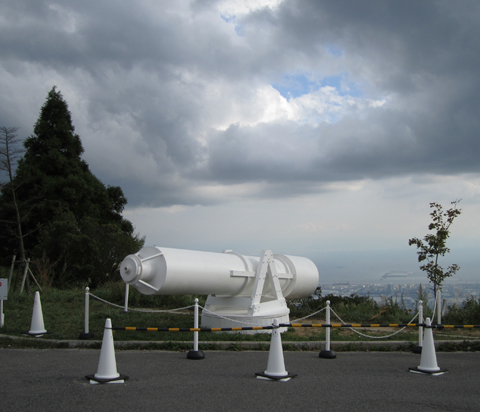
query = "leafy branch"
(408, 200, 461, 295)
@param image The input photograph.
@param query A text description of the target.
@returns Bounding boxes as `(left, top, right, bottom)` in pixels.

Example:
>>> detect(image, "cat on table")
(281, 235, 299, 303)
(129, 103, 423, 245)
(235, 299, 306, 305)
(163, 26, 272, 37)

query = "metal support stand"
(202, 250, 290, 332)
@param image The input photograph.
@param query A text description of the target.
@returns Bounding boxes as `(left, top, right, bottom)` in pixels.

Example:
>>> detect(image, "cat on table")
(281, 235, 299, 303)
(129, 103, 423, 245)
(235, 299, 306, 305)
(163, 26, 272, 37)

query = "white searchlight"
(120, 246, 319, 332)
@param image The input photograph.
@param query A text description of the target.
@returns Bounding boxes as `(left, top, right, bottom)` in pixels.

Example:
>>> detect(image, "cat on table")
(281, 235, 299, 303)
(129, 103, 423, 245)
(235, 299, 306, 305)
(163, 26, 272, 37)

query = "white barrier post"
(79, 287, 94, 339)
(187, 298, 205, 359)
(319, 300, 336, 359)
(436, 289, 442, 325)
(123, 284, 129, 313)
(413, 300, 423, 353)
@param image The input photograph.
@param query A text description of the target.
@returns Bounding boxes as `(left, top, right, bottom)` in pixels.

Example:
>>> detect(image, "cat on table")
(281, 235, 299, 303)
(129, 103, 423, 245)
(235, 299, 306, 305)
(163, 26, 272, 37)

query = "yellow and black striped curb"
(109, 323, 480, 332)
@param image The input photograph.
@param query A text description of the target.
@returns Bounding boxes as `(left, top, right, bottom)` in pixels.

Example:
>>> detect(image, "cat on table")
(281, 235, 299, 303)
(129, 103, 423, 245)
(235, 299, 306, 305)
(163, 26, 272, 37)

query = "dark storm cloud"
(0, 0, 479, 207)
(205, 0, 480, 183)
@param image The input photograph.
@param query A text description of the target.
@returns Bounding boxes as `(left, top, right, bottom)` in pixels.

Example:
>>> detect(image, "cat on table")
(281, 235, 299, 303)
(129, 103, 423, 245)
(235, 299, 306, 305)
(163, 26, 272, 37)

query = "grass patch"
(1, 282, 480, 351)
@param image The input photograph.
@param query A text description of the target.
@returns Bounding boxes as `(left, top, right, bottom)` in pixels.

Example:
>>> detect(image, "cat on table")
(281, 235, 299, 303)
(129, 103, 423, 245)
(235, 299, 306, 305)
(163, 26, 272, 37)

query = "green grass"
(1, 282, 479, 351)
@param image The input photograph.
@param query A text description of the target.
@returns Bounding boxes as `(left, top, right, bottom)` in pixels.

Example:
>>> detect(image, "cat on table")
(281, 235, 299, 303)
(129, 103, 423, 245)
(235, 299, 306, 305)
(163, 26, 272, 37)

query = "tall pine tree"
(0, 87, 144, 287)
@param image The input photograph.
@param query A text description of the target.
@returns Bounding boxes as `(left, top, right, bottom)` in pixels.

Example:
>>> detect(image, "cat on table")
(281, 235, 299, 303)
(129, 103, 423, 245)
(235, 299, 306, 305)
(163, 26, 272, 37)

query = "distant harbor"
(321, 281, 480, 309)
(381, 271, 413, 279)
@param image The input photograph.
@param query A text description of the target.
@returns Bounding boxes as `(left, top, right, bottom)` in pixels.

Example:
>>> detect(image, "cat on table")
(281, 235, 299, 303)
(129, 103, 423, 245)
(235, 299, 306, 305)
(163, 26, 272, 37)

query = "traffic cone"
(255, 319, 297, 381)
(25, 291, 47, 337)
(86, 318, 128, 384)
(409, 318, 447, 375)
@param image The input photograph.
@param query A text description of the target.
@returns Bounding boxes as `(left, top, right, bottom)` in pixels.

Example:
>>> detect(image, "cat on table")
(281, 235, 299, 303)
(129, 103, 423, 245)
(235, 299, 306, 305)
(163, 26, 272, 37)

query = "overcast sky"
(1, 0, 479, 284)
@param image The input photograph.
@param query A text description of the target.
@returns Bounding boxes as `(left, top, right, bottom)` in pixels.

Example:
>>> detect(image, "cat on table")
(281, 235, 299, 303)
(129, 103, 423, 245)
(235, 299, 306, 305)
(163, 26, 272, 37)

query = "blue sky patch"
(272, 73, 362, 100)
(220, 13, 244, 36)
(321, 74, 362, 97)
(326, 45, 343, 57)
(272, 74, 318, 99)
(220, 14, 236, 24)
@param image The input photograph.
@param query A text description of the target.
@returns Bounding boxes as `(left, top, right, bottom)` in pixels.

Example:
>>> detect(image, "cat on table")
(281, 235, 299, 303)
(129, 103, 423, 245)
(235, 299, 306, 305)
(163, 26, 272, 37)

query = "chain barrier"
(199, 305, 268, 326)
(199, 305, 327, 327)
(89, 292, 194, 314)
(290, 307, 327, 323)
(329, 307, 420, 339)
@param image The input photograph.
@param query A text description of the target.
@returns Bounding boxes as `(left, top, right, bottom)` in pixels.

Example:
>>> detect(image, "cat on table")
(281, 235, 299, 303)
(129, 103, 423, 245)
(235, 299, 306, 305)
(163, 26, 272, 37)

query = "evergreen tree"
(0, 87, 144, 287)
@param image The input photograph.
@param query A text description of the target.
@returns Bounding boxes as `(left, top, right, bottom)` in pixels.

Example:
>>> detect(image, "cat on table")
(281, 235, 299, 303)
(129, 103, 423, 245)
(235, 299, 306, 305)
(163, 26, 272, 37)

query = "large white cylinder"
(120, 246, 319, 299)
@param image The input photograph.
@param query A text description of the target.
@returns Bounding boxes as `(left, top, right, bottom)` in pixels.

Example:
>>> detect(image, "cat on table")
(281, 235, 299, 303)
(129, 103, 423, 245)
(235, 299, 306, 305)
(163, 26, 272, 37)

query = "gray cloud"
(1, 0, 479, 208)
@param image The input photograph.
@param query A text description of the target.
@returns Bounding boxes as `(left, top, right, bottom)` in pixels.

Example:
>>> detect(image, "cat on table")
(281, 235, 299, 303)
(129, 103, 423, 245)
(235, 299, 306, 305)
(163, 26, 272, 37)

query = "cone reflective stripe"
(27, 291, 47, 336)
(409, 317, 447, 375)
(255, 318, 297, 381)
(86, 318, 128, 384)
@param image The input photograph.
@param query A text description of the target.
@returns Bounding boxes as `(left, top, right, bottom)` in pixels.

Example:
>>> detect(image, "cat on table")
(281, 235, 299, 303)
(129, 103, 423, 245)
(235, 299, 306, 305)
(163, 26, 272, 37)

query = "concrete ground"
(0, 348, 479, 411)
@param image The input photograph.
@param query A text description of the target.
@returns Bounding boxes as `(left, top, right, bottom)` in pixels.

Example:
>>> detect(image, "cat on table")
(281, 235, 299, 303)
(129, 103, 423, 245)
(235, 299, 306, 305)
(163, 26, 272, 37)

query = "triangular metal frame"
(247, 250, 286, 316)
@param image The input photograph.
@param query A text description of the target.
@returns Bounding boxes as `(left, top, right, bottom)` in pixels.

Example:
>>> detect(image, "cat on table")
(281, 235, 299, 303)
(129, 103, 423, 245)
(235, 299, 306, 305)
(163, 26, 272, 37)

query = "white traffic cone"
(255, 318, 297, 381)
(25, 291, 47, 337)
(86, 318, 128, 384)
(409, 318, 447, 375)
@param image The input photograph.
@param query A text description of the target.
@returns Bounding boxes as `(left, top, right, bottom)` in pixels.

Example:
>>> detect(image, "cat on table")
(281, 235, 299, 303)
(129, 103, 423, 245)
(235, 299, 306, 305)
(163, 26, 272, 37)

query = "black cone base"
(187, 350, 205, 360)
(78, 332, 95, 340)
(319, 349, 337, 359)
(409, 367, 448, 375)
(23, 331, 51, 337)
(255, 372, 298, 381)
(86, 374, 129, 383)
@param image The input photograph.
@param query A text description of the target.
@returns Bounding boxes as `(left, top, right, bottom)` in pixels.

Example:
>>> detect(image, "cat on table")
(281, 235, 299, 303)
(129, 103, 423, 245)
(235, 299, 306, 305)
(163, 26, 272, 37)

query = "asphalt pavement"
(1, 349, 479, 412)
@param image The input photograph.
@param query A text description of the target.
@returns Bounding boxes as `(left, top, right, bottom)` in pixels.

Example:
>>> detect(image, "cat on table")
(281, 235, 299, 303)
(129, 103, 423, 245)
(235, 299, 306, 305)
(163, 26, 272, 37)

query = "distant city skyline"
(314, 247, 479, 285)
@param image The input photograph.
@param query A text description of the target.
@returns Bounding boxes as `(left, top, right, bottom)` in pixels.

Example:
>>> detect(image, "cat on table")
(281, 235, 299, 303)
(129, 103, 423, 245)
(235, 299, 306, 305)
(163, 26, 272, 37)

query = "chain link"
(290, 307, 326, 323)
(199, 306, 269, 326)
(89, 291, 423, 339)
(88, 292, 194, 314)
(329, 307, 419, 339)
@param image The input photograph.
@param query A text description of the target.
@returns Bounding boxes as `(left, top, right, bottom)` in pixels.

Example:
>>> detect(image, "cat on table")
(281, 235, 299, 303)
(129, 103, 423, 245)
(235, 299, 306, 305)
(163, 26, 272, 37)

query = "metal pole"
(85, 287, 90, 335)
(319, 300, 336, 358)
(79, 287, 94, 339)
(123, 284, 129, 313)
(418, 300, 423, 348)
(19, 258, 30, 295)
(193, 298, 199, 351)
(187, 298, 205, 359)
(325, 300, 331, 351)
(0, 300, 4, 328)
(436, 289, 442, 325)
(7, 255, 15, 293)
